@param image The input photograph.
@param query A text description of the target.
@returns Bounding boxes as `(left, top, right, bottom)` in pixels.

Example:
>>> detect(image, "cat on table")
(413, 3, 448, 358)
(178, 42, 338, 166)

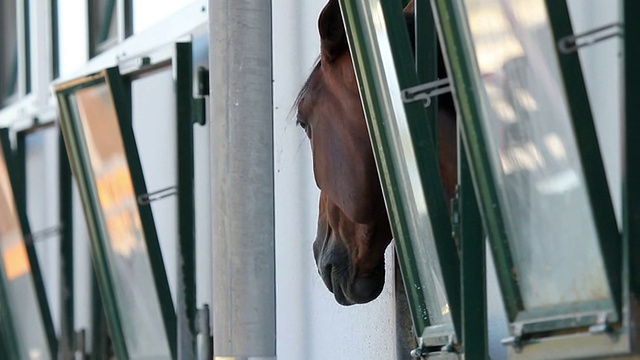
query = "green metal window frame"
(55, 67, 177, 359)
(15, 123, 75, 359)
(0, 128, 58, 359)
(339, 0, 462, 351)
(118, 41, 202, 358)
(432, 0, 620, 340)
(624, 0, 640, 300)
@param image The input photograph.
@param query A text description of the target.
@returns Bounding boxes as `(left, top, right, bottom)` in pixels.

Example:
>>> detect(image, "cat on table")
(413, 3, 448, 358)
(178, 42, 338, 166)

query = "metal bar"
(59, 127, 74, 360)
(340, 0, 461, 341)
(545, 0, 622, 319)
(558, 22, 621, 54)
(176, 41, 197, 359)
(431, 0, 523, 321)
(136, 185, 178, 205)
(459, 132, 487, 359)
(415, 0, 439, 144)
(623, 0, 640, 297)
(208, 0, 276, 358)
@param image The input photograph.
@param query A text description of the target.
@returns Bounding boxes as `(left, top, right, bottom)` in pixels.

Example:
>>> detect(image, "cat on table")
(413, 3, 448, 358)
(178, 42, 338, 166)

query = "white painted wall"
(272, 1, 397, 359)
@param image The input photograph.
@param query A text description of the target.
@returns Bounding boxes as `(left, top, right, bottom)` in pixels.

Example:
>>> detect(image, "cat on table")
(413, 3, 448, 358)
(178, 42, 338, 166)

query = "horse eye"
(296, 119, 311, 138)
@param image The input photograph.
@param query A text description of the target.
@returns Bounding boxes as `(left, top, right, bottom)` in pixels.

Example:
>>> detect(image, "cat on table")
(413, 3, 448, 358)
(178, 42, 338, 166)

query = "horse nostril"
(320, 264, 334, 292)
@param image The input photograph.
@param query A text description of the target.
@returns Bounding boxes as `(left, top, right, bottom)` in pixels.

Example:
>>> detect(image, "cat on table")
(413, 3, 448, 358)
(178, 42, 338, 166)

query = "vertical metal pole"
(208, 1, 276, 360)
(623, 0, 640, 296)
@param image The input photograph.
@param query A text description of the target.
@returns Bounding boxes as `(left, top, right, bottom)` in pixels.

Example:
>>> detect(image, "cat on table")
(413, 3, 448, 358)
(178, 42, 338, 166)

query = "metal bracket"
(137, 186, 178, 206)
(197, 305, 212, 360)
(588, 312, 612, 334)
(558, 22, 622, 54)
(74, 329, 88, 360)
(501, 323, 523, 353)
(402, 78, 452, 108)
(410, 337, 427, 358)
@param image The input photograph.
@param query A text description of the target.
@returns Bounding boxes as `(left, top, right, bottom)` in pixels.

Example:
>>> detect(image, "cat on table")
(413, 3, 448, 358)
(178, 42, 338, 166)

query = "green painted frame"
(339, 0, 461, 348)
(15, 123, 76, 359)
(432, 0, 621, 337)
(0, 128, 58, 359)
(623, 0, 640, 299)
(55, 68, 177, 359)
(119, 41, 201, 357)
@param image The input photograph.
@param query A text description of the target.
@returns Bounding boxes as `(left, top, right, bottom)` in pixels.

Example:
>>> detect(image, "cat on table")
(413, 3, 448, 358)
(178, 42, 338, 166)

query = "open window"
(0, 128, 57, 359)
(55, 67, 176, 359)
(338, 0, 462, 354)
(432, 0, 631, 358)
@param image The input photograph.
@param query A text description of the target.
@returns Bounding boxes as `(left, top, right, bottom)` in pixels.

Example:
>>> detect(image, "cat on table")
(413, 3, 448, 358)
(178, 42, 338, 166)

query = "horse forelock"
(292, 58, 322, 121)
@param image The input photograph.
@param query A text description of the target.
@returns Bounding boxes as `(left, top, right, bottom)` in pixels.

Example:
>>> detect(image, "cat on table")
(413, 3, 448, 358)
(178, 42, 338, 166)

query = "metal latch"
(137, 186, 178, 206)
(402, 78, 452, 108)
(558, 22, 622, 54)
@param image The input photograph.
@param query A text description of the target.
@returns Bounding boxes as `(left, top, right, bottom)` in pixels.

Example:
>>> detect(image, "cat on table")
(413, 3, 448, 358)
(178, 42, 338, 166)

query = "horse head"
(296, 0, 456, 306)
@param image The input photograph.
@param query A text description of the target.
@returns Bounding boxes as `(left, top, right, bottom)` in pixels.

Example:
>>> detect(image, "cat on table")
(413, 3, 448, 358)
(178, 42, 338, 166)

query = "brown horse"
(295, 0, 457, 306)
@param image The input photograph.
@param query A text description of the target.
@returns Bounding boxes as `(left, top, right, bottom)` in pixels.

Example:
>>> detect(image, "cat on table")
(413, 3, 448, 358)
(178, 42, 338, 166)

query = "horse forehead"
(322, 54, 358, 93)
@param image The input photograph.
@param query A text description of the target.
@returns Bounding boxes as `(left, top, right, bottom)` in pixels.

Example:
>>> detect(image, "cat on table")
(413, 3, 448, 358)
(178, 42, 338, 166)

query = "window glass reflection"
(0, 0, 18, 103)
(89, 0, 118, 56)
(69, 83, 171, 358)
(0, 145, 51, 360)
(462, 0, 612, 310)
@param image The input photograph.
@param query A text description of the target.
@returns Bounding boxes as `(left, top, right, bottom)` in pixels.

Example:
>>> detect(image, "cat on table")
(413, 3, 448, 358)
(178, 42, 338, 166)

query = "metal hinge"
(501, 323, 523, 353)
(197, 305, 212, 360)
(588, 312, 612, 334)
(402, 78, 452, 108)
(451, 185, 461, 239)
(558, 22, 622, 54)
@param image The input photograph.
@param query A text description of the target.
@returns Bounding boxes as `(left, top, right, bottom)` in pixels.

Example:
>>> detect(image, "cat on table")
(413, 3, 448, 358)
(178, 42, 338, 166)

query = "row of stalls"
(0, 0, 637, 359)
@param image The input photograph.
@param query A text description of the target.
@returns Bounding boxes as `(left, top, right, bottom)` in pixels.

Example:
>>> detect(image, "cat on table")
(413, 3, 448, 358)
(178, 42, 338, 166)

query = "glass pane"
(0, 0, 18, 102)
(0, 145, 51, 360)
(89, 0, 118, 56)
(24, 128, 62, 336)
(67, 83, 172, 358)
(461, 0, 612, 310)
(131, 69, 177, 306)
